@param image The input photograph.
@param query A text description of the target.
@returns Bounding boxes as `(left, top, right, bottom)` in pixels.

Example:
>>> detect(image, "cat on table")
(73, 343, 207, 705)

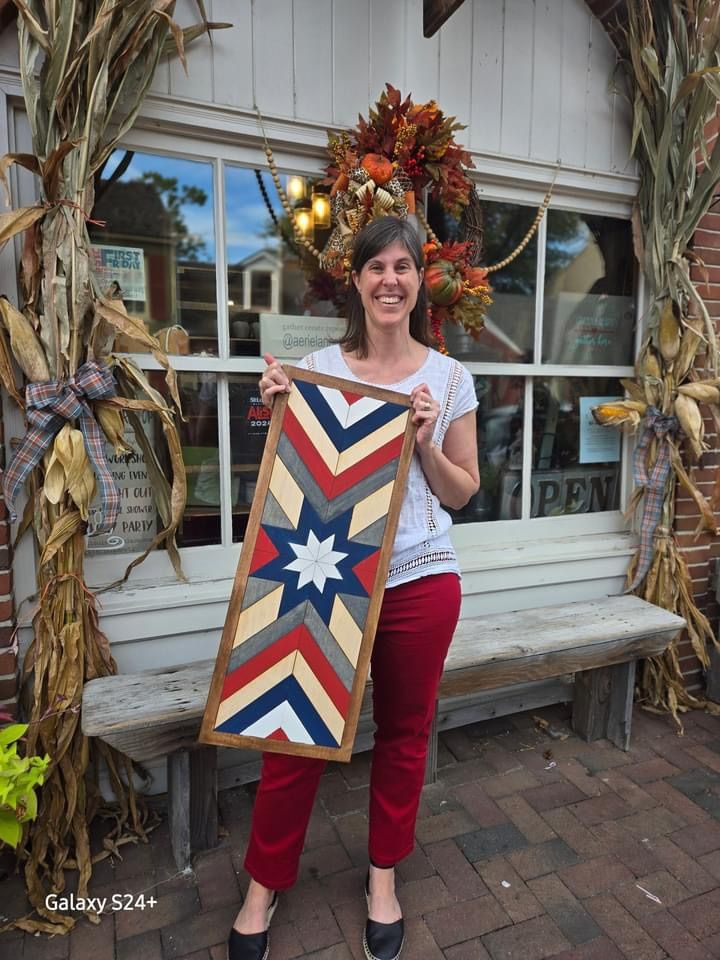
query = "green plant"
(0, 722, 49, 849)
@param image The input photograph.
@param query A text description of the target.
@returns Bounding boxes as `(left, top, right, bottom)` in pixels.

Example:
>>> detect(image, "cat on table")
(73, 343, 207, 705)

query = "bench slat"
(81, 595, 685, 762)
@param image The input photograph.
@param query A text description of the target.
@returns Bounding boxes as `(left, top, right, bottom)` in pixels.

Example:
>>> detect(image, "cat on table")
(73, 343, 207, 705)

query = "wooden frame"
(200, 366, 416, 761)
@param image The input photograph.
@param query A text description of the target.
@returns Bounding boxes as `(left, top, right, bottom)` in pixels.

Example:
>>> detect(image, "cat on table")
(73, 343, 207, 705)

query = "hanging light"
(286, 175, 307, 201)
(311, 190, 331, 229)
(295, 206, 314, 236)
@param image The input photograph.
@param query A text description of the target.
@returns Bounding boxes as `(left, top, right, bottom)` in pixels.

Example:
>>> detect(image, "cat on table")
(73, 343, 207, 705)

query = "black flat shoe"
(363, 873, 404, 960)
(228, 892, 278, 960)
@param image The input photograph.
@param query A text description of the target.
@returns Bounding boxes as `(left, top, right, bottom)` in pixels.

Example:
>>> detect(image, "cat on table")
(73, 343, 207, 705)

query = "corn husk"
(94, 401, 132, 455)
(0, 296, 50, 382)
(658, 298, 681, 365)
(1, 0, 229, 933)
(676, 382, 720, 404)
(674, 393, 706, 460)
(675, 316, 705, 381)
(612, 0, 720, 723)
(591, 401, 644, 428)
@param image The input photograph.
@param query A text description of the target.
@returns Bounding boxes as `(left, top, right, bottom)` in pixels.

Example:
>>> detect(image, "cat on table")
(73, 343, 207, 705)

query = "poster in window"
(86, 411, 156, 553)
(91, 244, 146, 302)
(579, 396, 621, 464)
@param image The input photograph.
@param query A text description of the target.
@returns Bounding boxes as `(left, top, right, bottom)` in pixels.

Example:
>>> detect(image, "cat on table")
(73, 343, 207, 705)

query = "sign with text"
(543, 292, 634, 366)
(579, 396, 622, 464)
(259, 314, 346, 359)
(499, 466, 620, 519)
(86, 411, 156, 553)
(91, 244, 146, 302)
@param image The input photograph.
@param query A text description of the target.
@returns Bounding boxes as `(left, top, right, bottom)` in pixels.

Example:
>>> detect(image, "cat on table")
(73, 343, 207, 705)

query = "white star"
(285, 530, 348, 592)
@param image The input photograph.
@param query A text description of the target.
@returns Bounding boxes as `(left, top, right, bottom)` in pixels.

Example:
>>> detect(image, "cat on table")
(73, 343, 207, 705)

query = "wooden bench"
(81, 594, 684, 869)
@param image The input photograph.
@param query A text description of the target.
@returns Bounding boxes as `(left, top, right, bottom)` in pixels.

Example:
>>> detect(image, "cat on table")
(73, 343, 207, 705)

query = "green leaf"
(0, 724, 28, 747)
(0, 808, 22, 848)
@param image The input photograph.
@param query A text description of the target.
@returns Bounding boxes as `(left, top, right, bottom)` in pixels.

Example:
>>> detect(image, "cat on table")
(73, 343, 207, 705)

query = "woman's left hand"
(410, 383, 439, 450)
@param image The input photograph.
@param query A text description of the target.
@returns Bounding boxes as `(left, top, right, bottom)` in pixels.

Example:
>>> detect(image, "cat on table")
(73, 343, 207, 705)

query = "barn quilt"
(200, 367, 416, 761)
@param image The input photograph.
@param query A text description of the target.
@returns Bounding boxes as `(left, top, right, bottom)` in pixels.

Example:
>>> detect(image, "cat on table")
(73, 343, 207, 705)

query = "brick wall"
(0, 411, 16, 717)
(680, 201, 720, 692)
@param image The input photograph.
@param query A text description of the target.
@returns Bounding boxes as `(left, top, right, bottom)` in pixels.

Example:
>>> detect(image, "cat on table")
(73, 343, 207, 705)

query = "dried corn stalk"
(0, 0, 229, 935)
(603, 0, 720, 721)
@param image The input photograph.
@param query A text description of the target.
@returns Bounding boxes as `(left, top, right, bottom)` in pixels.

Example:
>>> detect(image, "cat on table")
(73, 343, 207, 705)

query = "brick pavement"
(3, 704, 720, 958)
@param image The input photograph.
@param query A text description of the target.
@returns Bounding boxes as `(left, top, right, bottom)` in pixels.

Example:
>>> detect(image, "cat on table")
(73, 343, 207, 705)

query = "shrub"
(0, 720, 49, 848)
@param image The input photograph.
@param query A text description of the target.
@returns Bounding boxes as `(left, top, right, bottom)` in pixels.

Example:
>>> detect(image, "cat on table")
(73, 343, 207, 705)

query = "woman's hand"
(410, 382, 439, 450)
(259, 353, 291, 408)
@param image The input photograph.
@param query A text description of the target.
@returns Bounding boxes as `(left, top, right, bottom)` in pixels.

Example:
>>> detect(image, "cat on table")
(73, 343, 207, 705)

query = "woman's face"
(352, 241, 423, 332)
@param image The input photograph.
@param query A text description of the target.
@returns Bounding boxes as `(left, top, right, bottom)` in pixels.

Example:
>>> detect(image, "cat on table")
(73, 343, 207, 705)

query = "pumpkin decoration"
(425, 259, 465, 306)
(361, 152, 393, 185)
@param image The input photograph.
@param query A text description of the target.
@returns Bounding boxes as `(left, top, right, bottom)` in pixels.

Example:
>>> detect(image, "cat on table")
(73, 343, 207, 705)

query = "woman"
(229, 216, 480, 960)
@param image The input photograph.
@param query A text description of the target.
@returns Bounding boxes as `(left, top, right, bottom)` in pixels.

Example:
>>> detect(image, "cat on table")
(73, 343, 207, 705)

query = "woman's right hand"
(259, 353, 291, 408)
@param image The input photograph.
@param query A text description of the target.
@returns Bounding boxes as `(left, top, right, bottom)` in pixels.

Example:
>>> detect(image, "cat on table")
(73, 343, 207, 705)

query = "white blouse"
(300, 344, 478, 588)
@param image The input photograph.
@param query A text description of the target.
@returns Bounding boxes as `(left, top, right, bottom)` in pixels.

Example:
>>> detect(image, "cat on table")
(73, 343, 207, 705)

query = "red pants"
(244, 573, 461, 890)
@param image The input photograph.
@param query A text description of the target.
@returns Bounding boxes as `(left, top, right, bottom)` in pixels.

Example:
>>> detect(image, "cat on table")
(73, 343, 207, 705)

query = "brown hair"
(339, 217, 431, 359)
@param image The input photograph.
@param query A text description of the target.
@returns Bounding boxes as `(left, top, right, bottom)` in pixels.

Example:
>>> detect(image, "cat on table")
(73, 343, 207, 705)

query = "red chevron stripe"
(249, 526, 281, 574)
(342, 390, 364, 405)
(221, 623, 351, 718)
(284, 407, 334, 496)
(352, 550, 380, 596)
(268, 728, 289, 741)
(284, 406, 403, 497)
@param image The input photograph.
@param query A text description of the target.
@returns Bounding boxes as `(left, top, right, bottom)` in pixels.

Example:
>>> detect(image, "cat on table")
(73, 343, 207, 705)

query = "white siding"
(145, 0, 630, 176)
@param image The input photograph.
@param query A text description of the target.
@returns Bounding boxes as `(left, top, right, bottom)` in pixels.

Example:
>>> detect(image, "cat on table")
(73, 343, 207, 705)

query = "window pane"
(530, 377, 622, 518)
(90, 150, 216, 356)
(450, 374, 525, 524)
(429, 199, 537, 363)
(179, 372, 222, 546)
(542, 212, 635, 365)
(225, 166, 337, 359)
(229, 374, 271, 542)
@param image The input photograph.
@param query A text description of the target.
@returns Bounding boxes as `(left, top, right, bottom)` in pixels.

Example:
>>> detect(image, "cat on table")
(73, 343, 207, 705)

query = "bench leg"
(167, 746, 218, 870)
(424, 705, 439, 785)
(573, 661, 636, 751)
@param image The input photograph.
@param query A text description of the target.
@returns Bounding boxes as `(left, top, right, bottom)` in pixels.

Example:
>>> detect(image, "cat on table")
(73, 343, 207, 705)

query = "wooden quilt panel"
(200, 367, 416, 761)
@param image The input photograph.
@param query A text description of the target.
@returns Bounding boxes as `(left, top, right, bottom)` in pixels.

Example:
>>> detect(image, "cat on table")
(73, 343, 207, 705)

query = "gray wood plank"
(81, 596, 685, 762)
(167, 752, 191, 870)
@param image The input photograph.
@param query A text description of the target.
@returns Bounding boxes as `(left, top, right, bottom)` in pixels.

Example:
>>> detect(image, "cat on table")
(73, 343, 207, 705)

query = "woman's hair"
(339, 216, 431, 358)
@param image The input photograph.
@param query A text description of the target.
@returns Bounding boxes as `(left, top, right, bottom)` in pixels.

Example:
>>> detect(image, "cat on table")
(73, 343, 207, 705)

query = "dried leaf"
(0, 205, 46, 249)
(40, 511, 83, 567)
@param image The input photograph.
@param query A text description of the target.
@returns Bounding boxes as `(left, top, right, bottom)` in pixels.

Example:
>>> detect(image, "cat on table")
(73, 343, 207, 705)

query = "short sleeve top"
(300, 344, 477, 588)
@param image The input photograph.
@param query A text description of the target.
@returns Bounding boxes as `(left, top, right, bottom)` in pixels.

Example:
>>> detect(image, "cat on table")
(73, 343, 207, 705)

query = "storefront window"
(89, 150, 216, 356)
(437, 202, 634, 525)
(84, 142, 635, 577)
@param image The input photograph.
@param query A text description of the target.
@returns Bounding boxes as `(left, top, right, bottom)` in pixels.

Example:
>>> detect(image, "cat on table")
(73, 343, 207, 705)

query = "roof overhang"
(424, 0, 628, 44)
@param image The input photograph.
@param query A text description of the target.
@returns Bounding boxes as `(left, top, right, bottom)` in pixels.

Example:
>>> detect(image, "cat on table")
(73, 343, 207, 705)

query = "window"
(429, 198, 636, 526)
(84, 141, 637, 584)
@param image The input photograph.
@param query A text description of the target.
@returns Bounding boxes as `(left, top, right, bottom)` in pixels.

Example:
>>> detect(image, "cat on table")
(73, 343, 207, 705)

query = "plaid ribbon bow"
(627, 406, 679, 592)
(3, 361, 120, 533)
